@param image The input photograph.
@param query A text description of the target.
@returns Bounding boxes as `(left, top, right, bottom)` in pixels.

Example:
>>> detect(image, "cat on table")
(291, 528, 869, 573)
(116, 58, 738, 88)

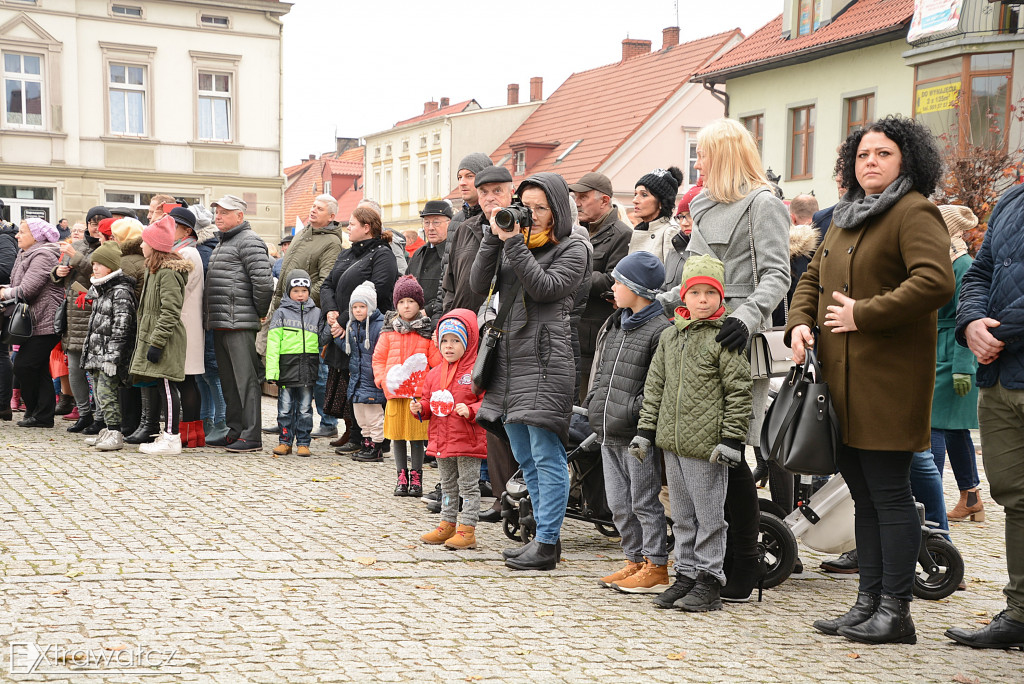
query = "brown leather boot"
(420, 521, 456, 545)
(949, 488, 985, 521)
(444, 524, 477, 549)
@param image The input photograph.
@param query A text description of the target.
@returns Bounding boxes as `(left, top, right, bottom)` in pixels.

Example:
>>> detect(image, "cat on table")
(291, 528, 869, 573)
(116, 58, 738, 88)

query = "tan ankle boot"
(420, 521, 457, 544)
(612, 559, 671, 594)
(444, 524, 477, 549)
(949, 488, 985, 521)
(598, 560, 644, 588)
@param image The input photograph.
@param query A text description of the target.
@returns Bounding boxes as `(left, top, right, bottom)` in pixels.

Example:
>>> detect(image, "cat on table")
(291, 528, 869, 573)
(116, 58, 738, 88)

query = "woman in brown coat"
(787, 115, 954, 645)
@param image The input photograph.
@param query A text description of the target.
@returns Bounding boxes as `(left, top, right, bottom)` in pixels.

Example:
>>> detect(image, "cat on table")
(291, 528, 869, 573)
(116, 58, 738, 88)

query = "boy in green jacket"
(266, 269, 322, 457)
(631, 254, 752, 612)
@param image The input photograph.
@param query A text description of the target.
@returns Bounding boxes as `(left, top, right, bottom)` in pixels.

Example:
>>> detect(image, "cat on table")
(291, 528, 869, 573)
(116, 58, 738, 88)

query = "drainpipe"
(703, 81, 729, 117)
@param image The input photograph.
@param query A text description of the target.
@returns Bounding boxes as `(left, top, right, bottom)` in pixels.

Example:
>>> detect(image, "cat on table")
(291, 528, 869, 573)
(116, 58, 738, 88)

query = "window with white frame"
(431, 159, 440, 197)
(383, 168, 392, 204)
(687, 140, 699, 185)
(514, 151, 526, 175)
(3, 52, 43, 128)
(373, 171, 380, 201)
(198, 71, 231, 141)
(418, 162, 427, 198)
(200, 15, 229, 28)
(111, 4, 143, 18)
(401, 165, 409, 202)
(108, 63, 146, 136)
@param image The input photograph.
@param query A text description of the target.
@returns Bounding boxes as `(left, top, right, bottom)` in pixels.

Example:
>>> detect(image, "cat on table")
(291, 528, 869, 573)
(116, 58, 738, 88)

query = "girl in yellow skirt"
(372, 275, 441, 496)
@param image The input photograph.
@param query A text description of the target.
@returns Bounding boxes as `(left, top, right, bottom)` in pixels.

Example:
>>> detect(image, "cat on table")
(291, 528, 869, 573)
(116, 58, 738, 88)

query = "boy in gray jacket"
(585, 251, 671, 595)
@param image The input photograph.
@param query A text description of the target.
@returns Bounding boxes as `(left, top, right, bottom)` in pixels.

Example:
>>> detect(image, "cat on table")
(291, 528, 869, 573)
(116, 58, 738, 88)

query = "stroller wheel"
(758, 511, 798, 589)
(502, 517, 520, 540)
(914, 536, 964, 601)
(593, 522, 619, 538)
(501, 498, 520, 540)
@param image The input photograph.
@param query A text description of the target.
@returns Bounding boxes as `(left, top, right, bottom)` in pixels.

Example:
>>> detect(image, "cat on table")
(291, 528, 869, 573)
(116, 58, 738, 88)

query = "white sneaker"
(95, 429, 124, 451)
(85, 428, 109, 446)
(140, 431, 181, 455)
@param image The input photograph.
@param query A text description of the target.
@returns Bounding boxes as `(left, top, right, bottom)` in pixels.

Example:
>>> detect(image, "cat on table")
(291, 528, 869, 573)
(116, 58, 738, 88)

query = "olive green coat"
(787, 191, 955, 452)
(119, 237, 146, 302)
(638, 315, 752, 460)
(129, 255, 191, 382)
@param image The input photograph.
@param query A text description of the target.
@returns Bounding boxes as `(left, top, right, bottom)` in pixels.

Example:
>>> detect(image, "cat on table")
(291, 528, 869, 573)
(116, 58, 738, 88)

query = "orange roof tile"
(393, 99, 477, 128)
(695, 0, 913, 81)
(489, 30, 741, 184)
(325, 159, 363, 176)
(336, 188, 363, 223)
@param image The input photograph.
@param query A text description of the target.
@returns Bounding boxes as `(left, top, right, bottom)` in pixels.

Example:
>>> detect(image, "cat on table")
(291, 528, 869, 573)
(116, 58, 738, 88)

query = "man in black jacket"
(204, 194, 274, 452)
(569, 172, 631, 398)
(408, 200, 451, 321)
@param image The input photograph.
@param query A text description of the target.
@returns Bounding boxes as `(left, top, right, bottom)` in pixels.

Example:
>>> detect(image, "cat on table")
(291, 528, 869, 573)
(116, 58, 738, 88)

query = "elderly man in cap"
(408, 200, 452, 321)
(263, 193, 344, 439)
(569, 172, 632, 397)
(204, 194, 274, 452)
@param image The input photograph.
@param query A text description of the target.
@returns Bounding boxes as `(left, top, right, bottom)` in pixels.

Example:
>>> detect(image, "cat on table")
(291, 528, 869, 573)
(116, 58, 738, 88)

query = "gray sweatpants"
(664, 450, 729, 585)
(602, 443, 668, 565)
(438, 456, 482, 527)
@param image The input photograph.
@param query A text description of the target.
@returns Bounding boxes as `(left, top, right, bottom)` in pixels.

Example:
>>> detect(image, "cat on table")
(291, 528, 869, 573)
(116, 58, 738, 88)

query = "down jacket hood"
(435, 308, 480, 370)
(789, 223, 820, 259)
(516, 172, 574, 242)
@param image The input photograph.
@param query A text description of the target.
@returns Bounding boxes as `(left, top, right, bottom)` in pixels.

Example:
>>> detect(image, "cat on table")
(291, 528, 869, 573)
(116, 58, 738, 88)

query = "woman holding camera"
(470, 171, 589, 571)
(0, 218, 65, 427)
(788, 115, 954, 645)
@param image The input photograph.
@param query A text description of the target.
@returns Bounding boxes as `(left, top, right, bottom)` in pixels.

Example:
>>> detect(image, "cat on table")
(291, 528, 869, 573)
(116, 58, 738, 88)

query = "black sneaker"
(335, 440, 363, 454)
(673, 571, 723, 612)
(81, 419, 106, 436)
(653, 573, 697, 609)
(224, 438, 262, 453)
(422, 482, 442, 504)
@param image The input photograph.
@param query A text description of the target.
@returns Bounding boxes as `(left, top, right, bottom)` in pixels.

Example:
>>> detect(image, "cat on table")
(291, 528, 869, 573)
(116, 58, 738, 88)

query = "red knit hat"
(676, 182, 703, 216)
(142, 214, 176, 253)
(97, 217, 117, 238)
(392, 274, 425, 307)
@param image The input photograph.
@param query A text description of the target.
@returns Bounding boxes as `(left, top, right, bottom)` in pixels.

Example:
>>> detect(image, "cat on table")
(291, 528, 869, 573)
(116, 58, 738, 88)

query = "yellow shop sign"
(917, 82, 961, 114)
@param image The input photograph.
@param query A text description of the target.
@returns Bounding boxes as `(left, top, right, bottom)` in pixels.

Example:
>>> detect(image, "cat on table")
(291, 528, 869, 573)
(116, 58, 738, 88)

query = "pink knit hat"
(141, 214, 176, 253)
(393, 274, 425, 307)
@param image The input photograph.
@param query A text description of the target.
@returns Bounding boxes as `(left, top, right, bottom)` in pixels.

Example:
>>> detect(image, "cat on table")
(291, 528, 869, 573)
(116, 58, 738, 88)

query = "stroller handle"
(572, 405, 588, 417)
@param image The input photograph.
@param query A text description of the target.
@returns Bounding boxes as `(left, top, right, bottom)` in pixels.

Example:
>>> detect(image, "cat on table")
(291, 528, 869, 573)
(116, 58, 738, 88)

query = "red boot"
(191, 420, 206, 447)
(180, 421, 192, 448)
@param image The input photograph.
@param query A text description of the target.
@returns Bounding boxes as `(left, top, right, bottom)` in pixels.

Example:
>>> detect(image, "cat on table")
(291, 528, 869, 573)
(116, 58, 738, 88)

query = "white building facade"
(0, 0, 289, 239)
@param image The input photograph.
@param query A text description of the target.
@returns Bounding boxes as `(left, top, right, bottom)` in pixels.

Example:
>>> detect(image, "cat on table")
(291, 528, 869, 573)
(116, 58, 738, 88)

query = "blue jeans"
(909, 450, 949, 533)
(278, 385, 314, 446)
(197, 370, 227, 423)
(480, 457, 490, 483)
(930, 428, 980, 491)
(503, 422, 569, 545)
(314, 359, 337, 428)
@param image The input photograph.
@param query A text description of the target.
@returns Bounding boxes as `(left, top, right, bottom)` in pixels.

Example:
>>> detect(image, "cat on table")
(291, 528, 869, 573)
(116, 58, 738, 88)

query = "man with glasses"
(408, 200, 452, 321)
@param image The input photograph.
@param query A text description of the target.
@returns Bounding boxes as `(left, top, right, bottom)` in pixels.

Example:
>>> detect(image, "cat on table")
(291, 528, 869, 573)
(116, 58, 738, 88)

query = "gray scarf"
(832, 176, 913, 230)
(388, 310, 434, 339)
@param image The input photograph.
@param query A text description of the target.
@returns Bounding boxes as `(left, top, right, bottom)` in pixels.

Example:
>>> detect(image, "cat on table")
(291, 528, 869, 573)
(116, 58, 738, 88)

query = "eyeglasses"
(422, 218, 448, 227)
(289, 278, 311, 288)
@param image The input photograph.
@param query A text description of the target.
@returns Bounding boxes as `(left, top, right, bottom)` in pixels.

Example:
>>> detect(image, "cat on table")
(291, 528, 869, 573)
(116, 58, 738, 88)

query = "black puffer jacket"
(469, 172, 589, 444)
(203, 221, 273, 330)
(81, 270, 137, 380)
(319, 237, 398, 367)
(50, 237, 97, 353)
(0, 221, 17, 285)
(408, 239, 447, 320)
(584, 303, 670, 446)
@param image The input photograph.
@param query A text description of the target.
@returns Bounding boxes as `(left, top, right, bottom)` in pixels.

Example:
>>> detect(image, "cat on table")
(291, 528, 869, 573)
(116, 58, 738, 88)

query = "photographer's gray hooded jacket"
(469, 172, 589, 445)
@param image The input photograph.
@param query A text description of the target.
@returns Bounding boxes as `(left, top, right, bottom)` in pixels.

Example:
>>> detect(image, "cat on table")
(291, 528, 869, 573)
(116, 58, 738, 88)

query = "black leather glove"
(146, 345, 163, 363)
(715, 317, 749, 352)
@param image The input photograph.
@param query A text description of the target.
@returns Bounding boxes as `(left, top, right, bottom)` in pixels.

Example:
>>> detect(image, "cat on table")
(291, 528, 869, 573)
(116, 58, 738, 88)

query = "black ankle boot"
(838, 595, 916, 645)
(67, 412, 94, 433)
(721, 552, 765, 603)
(394, 469, 409, 496)
(674, 570, 723, 612)
(653, 573, 698, 608)
(408, 469, 423, 498)
(813, 592, 880, 636)
(505, 540, 559, 571)
(81, 418, 106, 436)
(502, 539, 560, 561)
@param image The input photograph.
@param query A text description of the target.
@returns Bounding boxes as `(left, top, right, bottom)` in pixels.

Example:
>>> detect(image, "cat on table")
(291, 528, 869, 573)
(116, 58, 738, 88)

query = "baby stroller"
(501, 407, 675, 550)
(756, 464, 965, 600)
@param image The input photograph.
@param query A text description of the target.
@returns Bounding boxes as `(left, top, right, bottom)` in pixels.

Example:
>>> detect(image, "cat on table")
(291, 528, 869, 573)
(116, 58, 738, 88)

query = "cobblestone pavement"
(0, 399, 1021, 682)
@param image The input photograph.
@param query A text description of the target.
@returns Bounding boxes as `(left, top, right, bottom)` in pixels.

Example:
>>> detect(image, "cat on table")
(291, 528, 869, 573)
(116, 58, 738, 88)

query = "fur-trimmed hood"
(789, 223, 820, 260)
(120, 236, 144, 257)
(155, 253, 195, 274)
(196, 225, 218, 246)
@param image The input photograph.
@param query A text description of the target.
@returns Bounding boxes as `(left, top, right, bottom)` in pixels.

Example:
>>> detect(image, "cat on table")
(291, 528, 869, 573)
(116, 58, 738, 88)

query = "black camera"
(494, 201, 532, 232)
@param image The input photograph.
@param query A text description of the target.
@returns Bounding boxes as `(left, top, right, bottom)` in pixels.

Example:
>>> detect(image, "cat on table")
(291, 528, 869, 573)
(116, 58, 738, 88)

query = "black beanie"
(636, 167, 683, 218)
(86, 206, 113, 224)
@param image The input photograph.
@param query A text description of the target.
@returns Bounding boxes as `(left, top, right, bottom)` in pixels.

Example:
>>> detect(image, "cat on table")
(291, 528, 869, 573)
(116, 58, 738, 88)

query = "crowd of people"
(1, 114, 1021, 650)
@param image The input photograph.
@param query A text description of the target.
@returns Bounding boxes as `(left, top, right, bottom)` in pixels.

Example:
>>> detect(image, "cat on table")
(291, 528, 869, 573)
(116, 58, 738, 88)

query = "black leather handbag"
(1, 297, 32, 344)
(471, 261, 521, 395)
(760, 346, 840, 476)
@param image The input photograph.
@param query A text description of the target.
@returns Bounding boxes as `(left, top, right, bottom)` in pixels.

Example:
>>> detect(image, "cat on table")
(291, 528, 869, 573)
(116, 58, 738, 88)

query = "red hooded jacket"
(417, 308, 487, 459)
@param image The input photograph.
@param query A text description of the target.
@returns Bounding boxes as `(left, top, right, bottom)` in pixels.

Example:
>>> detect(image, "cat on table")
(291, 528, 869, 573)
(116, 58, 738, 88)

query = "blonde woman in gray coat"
(664, 117, 791, 603)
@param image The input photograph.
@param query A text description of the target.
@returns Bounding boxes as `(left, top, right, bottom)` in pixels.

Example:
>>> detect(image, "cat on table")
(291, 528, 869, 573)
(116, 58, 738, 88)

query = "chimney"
(439, 96, 449, 107)
(529, 77, 543, 102)
(423, 100, 439, 114)
(621, 38, 652, 61)
(335, 136, 358, 155)
(308, 154, 315, 161)
(662, 26, 680, 50)
(507, 83, 519, 105)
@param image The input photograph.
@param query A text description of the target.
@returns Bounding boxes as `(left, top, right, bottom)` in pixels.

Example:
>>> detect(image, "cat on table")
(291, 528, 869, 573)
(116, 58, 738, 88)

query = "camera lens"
(494, 208, 515, 231)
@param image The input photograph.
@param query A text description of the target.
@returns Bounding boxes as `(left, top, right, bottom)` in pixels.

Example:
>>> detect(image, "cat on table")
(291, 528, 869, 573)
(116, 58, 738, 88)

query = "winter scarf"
(173, 236, 197, 253)
(386, 309, 433, 339)
(832, 175, 913, 229)
(621, 300, 667, 331)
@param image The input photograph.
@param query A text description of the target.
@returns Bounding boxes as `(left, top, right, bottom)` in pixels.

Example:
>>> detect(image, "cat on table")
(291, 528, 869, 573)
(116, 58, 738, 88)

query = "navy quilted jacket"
(346, 309, 386, 404)
(956, 183, 1024, 388)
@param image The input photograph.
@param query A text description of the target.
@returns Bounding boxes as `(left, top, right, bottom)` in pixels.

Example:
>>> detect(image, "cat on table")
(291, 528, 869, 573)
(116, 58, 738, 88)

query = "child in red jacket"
(412, 308, 487, 550)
